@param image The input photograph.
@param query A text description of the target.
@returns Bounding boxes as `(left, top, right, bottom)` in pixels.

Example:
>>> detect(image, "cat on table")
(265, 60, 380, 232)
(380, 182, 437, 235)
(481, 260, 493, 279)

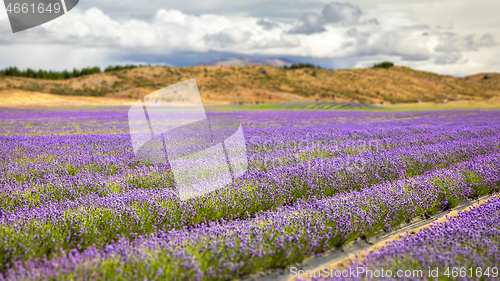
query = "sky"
(0, 0, 499, 76)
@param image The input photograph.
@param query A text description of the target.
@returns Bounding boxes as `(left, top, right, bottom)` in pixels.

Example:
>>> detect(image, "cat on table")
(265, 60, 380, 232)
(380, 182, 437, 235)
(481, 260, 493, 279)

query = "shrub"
(373, 61, 394, 69)
(104, 64, 144, 73)
(282, 63, 322, 70)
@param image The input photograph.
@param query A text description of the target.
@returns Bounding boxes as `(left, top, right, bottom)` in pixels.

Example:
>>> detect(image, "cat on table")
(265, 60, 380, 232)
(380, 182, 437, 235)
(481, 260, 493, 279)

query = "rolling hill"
(0, 65, 499, 107)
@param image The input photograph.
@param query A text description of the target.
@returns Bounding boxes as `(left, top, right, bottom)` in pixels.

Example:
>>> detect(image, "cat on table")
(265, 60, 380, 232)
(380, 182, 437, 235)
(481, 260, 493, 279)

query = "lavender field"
(1, 108, 500, 280)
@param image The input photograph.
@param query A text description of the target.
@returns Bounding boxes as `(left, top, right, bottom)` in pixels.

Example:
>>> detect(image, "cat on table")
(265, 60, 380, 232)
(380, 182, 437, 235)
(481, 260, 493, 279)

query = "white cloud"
(0, 1, 498, 75)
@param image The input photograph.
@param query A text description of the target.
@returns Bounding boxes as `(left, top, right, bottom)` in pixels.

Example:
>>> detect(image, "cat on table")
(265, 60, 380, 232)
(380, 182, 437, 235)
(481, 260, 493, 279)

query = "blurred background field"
(1, 64, 499, 110)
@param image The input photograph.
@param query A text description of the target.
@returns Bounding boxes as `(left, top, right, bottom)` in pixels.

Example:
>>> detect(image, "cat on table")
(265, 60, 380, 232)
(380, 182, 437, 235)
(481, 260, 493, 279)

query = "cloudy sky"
(0, 0, 499, 76)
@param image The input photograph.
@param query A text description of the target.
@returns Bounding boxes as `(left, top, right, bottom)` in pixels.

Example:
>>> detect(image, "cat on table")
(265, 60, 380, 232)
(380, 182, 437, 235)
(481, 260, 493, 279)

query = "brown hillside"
(0, 66, 499, 106)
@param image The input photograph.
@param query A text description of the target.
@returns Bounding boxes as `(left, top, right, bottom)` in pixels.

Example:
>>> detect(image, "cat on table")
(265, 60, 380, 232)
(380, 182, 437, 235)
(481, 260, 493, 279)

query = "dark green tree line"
(0, 64, 145, 80)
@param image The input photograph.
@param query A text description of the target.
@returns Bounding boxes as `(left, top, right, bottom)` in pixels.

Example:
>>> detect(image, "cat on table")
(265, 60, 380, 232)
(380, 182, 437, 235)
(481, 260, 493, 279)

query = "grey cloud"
(403, 24, 430, 30)
(477, 33, 497, 47)
(247, 34, 300, 49)
(322, 2, 362, 24)
(287, 2, 374, 35)
(346, 27, 369, 38)
(435, 33, 497, 52)
(346, 27, 357, 37)
(363, 18, 379, 25)
(354, 30, 432, 60)
(287, 24, 326, 35)
(436, 23, 453, 30)
(340, 21, 496, 67)
(299, 12, 324, 26)
(203, 28, 252, 46)
(401, 55, 430, 61)
(287, 12, 326, 34)
(256, 19, 280, 30)
(435, 53, 464, 64)
(344, 27, 370, 48)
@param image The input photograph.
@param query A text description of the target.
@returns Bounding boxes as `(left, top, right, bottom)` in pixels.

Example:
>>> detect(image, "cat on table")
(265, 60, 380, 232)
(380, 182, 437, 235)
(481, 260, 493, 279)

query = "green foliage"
(104, 64, 144, 72)
(0, 66, 102, 80)
(282, 63, 322, 70)
(373, 61, 394, 69)
(0, 64, 146, 80)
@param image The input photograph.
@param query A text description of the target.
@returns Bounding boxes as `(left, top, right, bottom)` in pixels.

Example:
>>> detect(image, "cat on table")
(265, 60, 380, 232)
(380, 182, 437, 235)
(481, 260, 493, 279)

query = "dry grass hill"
(0, 65, 499, 107)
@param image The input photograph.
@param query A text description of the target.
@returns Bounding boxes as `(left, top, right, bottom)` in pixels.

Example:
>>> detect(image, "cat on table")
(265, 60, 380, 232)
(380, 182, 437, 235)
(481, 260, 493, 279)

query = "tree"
(373, 61, 394, 69)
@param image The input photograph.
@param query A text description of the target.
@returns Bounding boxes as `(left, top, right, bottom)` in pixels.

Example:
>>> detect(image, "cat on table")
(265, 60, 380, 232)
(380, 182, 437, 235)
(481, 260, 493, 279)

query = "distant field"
(0, 89, 134, 108)
(207, 99, 500, 112)
(2, 89, 500, 111)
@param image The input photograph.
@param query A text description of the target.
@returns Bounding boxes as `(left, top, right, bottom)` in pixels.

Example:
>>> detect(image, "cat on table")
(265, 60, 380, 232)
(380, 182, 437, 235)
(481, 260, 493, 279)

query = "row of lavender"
(321, 196, 500, 281)
(3, 146, 500, 280)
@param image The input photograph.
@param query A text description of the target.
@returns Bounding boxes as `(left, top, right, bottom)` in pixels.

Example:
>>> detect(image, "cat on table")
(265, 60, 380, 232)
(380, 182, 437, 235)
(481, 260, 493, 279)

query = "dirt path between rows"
(243, 194, 497, 281)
